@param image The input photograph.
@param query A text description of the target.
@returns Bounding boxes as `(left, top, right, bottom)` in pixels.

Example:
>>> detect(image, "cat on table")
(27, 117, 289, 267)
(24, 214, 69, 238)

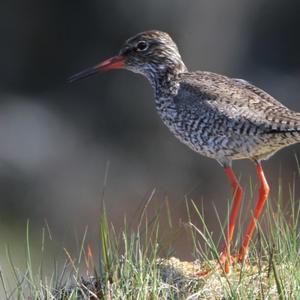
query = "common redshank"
(69, 30, 300, 272)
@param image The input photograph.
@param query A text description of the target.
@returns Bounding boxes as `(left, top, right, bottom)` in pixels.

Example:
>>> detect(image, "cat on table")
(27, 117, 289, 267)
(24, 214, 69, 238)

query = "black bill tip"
(67, 66, 98, 83)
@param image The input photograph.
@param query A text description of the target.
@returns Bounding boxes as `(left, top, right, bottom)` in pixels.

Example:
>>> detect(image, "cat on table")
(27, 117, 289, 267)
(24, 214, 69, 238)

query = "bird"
(69, 30, 300, 273)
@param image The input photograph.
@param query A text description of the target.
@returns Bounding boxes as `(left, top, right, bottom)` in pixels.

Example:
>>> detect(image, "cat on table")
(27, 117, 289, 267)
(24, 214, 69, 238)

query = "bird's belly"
(160, 111, 286, 161)
(166, 120, 299, 161)
(160, 113, 244, 159)
(157, 100, 300, 162)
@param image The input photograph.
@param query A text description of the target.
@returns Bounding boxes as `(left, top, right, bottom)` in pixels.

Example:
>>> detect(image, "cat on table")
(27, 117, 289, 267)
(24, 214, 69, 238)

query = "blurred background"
(1, 0, 300, 286)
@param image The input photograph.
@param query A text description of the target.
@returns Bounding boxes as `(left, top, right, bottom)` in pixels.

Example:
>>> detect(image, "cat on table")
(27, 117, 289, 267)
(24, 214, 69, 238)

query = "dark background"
(1, 0, 300, 285)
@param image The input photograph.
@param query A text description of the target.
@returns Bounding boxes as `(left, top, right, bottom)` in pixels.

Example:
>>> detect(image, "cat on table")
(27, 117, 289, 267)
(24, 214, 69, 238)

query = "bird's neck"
(147, 62, 187, 103)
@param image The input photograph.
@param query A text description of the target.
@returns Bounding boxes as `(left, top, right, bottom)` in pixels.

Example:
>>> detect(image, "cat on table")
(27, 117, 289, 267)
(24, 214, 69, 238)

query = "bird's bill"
(68, 55, 125, 83)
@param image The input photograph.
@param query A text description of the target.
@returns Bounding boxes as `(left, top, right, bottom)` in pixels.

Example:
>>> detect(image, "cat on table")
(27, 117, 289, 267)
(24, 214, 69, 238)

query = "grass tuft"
(1, 173, 300, 299)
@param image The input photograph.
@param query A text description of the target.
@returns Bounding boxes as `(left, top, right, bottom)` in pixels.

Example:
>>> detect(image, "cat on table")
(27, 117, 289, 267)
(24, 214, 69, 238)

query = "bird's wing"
(178, 71, 300, 132)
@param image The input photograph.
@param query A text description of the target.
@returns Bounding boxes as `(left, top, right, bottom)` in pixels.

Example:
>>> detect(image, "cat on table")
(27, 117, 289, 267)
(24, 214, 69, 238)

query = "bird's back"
(178, 71, 300, 131)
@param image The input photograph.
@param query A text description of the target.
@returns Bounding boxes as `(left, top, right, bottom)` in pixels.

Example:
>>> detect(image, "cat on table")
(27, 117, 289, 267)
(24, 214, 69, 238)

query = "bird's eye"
(136, 41, 148, 51)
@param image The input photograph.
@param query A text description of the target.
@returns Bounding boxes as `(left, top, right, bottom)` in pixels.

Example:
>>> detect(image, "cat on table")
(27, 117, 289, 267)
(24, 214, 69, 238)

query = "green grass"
(1, 178, 300, 299)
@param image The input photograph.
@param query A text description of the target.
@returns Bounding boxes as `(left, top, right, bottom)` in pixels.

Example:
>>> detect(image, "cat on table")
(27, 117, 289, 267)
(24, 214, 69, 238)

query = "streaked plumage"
(69, 30, 300, 273)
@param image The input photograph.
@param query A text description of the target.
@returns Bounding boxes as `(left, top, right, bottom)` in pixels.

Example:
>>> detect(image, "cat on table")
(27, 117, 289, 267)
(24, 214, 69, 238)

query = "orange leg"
(220, 167, 243, 272)
(196, 167, 243, 276)
(238, 163, 270, 261)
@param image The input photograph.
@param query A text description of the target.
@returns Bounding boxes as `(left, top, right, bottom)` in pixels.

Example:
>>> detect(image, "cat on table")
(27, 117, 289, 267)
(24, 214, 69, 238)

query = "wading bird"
(69, 30, 300, 273)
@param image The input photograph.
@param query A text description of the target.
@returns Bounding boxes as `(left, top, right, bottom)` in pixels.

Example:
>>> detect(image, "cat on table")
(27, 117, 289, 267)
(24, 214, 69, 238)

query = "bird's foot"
(195, 252, 247, 277)
(219, 252, 236, 273)
(195, 254, 233, 277)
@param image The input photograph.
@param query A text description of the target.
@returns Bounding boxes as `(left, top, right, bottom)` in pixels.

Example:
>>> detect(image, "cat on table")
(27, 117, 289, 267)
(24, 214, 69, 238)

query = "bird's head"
(68, 30, 186, 83)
